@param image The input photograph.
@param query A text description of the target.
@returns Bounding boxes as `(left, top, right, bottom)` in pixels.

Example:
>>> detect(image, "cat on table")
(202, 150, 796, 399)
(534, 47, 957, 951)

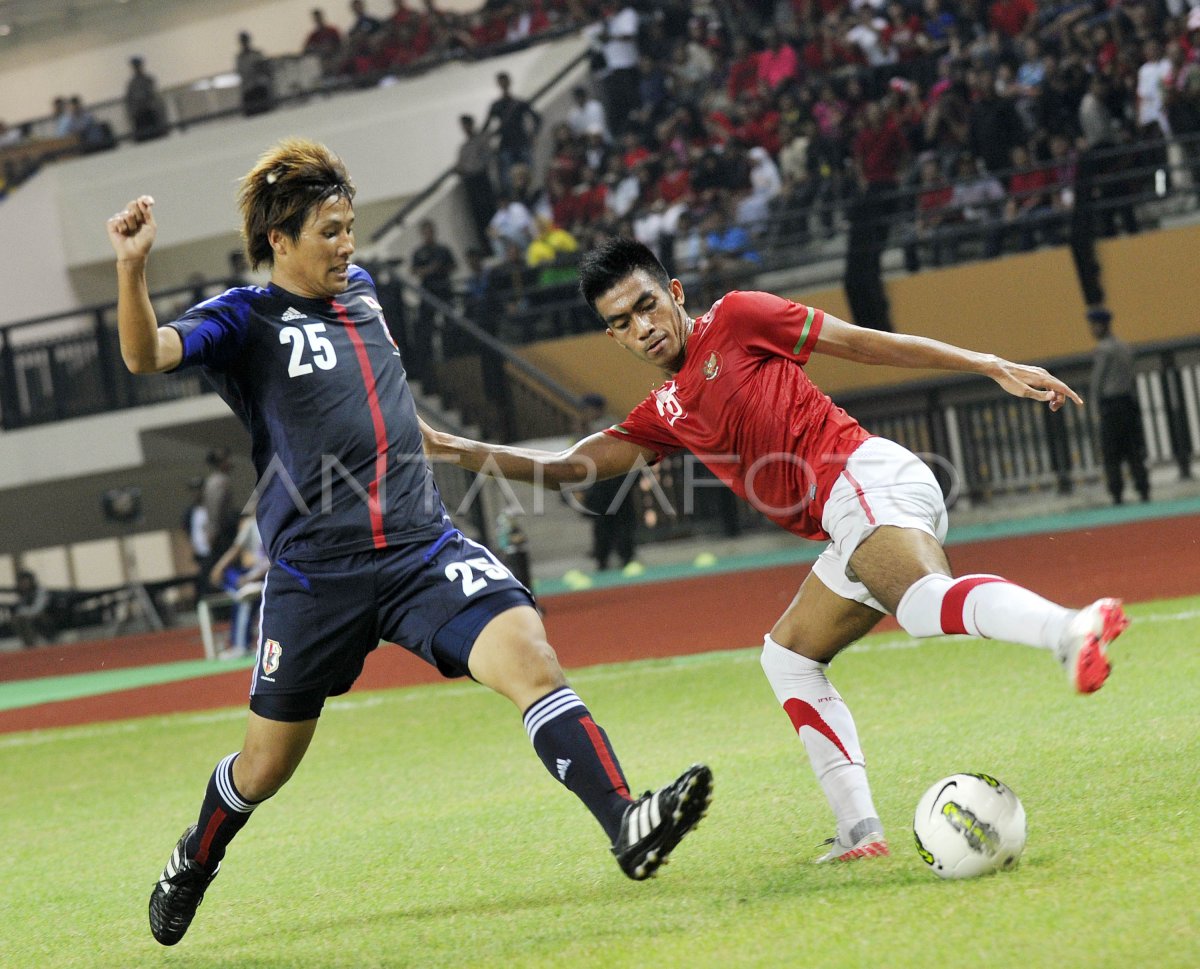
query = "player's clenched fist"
(106, 195, 157, 262)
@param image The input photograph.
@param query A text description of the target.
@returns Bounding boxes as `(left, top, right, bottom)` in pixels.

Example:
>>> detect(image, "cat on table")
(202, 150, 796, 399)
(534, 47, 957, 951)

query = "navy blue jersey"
(169, 265, 450, 562)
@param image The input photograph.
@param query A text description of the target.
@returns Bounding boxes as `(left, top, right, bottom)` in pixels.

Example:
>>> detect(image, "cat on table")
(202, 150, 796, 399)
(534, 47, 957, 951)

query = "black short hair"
(578, 237, 672, 319)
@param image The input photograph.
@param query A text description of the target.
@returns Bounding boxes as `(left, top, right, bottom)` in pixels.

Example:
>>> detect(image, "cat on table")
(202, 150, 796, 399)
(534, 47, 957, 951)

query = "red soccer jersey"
(605, 291, 872, 540)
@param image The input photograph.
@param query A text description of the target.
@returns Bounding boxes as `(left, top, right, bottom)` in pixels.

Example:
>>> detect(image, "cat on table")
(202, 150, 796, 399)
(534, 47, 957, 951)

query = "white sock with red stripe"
(895, 573, 1074, 649)
(760, 635, 881, 845)
(523, 686, 633, 843)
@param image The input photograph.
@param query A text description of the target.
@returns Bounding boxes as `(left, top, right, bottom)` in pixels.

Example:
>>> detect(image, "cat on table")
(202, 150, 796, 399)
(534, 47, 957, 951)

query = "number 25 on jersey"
(280, 323, 338, 377)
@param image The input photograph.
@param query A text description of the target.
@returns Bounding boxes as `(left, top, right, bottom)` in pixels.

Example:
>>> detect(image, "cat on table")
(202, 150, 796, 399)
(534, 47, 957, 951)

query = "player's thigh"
(251, 555, 380, 719)
(378, 529, 538, 683)
(823, 438, 950, 614)
(467, 605, 567, 710)
(771, 569, 886, 663)
(848, 525, 951, 614)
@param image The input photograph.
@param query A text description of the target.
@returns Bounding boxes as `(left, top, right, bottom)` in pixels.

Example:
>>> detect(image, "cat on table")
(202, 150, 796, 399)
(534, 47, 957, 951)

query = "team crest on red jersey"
(262, 639, 282, 677)
(702, 351, 722, 380)
(654, 381, 687, 425)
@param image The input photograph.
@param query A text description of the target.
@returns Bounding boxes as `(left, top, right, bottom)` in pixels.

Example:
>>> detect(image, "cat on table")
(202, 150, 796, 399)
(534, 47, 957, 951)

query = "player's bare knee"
(517, 634, 566, 694)
(234, 749, 299, 801)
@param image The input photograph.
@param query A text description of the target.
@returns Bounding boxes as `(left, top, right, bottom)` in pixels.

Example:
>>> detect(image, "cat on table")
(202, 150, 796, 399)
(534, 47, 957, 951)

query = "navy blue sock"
(523, 687, 633, 842)
(184, 753, 261, 872)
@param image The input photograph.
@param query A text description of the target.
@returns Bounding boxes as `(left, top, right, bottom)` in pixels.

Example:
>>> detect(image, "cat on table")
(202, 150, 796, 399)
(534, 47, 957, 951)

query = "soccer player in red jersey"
(422, 237, 1130, 863)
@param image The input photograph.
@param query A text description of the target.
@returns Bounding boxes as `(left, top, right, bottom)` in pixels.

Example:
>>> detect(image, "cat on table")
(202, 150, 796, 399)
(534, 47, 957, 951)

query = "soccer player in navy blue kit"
(107, 139, 712, 947)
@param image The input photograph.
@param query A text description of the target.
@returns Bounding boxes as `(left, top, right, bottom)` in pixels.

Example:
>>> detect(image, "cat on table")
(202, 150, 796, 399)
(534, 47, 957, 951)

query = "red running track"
(2, 515, 1197, 734)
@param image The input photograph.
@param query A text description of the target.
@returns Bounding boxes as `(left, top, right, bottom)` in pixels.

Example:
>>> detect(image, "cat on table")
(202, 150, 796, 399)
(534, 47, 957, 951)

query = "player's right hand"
(106, 195, 157, 262)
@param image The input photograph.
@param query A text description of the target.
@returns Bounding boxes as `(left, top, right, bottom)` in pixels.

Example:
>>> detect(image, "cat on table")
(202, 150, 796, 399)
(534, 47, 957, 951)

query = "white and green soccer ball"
(913, 772, 1027, 879)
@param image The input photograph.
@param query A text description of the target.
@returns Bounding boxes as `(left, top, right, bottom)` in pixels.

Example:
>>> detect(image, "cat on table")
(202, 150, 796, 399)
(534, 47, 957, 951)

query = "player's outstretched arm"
(420, 418, 654, 490)
(812, 313, 1082, 412)
(106, 195, 182, 374)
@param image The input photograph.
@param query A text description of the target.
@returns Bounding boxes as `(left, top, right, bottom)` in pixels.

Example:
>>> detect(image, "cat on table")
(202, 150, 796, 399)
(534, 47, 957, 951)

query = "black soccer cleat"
(148, 825, 219, 946)
(613, 763, 713, 880)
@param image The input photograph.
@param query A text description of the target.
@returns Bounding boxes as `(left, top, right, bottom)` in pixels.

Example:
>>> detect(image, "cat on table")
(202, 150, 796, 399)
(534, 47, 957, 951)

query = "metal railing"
(0, 281, 221, 429)
(364, 258, 586, 442)
(0, 260, 587, 443)
(629, 338, 1199, 545)
(838, 340, 1198, 499)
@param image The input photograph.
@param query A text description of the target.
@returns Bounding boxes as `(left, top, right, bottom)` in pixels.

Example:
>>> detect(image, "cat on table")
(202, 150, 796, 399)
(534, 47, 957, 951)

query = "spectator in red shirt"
(469, 8, 509, 49)
(883, 1, 925, 62)
(303, 8, 344, 76)
(727, 35, 762, 101)
(852, 101, 909, 191)
(987, 0, 1036, 39)
(846, 101, 909, 331)
(620, 130, 652, 170)
(1003, 143, 1055, 250)
(572, 168, 610, 224)
(548, 170, 582, 230)
(547, 122, 585, 186)
(375, 18, 424, 71)
(730, 96, 783, 156)
(757, 26, 800, 90)
(903, 155, 958, 270)
(656, 152, 693, 205)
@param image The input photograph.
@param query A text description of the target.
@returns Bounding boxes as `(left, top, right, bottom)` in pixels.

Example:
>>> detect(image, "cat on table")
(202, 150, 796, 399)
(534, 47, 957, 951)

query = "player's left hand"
(991, 359, 1083, 412)
(106, 195, 157, 263)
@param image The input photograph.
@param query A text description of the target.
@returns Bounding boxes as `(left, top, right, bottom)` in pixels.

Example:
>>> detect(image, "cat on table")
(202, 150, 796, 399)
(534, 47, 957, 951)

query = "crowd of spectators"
(6, 0, 1200, 321)
(433, 0, 1200, 337)
(301, 0, 582, 85)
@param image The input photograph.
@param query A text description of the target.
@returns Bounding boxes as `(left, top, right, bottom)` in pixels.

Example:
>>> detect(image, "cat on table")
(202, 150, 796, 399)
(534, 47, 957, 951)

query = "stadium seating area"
(443, 0, 1200, 337)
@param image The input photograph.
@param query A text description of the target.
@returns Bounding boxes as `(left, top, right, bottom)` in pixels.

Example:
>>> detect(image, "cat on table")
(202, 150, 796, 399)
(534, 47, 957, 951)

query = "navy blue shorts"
(248, 529, 535, 722)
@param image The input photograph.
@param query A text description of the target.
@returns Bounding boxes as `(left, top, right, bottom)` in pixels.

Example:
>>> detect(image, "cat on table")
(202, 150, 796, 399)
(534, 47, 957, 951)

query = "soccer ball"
(913, 773, 1027, 879)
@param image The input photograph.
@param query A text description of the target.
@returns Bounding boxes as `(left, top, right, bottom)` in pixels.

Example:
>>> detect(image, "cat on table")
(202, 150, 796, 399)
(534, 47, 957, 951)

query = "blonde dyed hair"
(237, 138, 355, 270)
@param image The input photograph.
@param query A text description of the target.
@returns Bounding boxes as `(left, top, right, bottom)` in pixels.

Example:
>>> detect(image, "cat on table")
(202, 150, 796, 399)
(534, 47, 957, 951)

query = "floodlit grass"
(1, 597, 1196, 969)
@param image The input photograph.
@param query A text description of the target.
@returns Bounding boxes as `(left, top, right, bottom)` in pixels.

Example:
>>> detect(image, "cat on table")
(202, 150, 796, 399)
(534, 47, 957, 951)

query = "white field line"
(2, 606, 1193, 751)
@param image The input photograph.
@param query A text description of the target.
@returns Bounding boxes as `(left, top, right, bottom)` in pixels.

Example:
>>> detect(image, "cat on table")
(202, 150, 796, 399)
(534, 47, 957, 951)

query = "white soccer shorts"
(810, 437, 948, 614)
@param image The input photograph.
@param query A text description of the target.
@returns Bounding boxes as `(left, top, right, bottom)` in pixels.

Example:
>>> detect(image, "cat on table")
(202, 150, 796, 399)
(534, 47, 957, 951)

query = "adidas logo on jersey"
(556, 758, 572, 780)
(281, 306, 308, 322)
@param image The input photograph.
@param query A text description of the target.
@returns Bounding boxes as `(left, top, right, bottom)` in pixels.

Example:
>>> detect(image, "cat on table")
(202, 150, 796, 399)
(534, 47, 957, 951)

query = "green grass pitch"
(1, 596, 1196, 968)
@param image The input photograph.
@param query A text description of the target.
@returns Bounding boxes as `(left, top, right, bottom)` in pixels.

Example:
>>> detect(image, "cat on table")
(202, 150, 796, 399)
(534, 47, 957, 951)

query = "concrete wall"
(0, 31, 589, 318)
(0, 405, 256, 560)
